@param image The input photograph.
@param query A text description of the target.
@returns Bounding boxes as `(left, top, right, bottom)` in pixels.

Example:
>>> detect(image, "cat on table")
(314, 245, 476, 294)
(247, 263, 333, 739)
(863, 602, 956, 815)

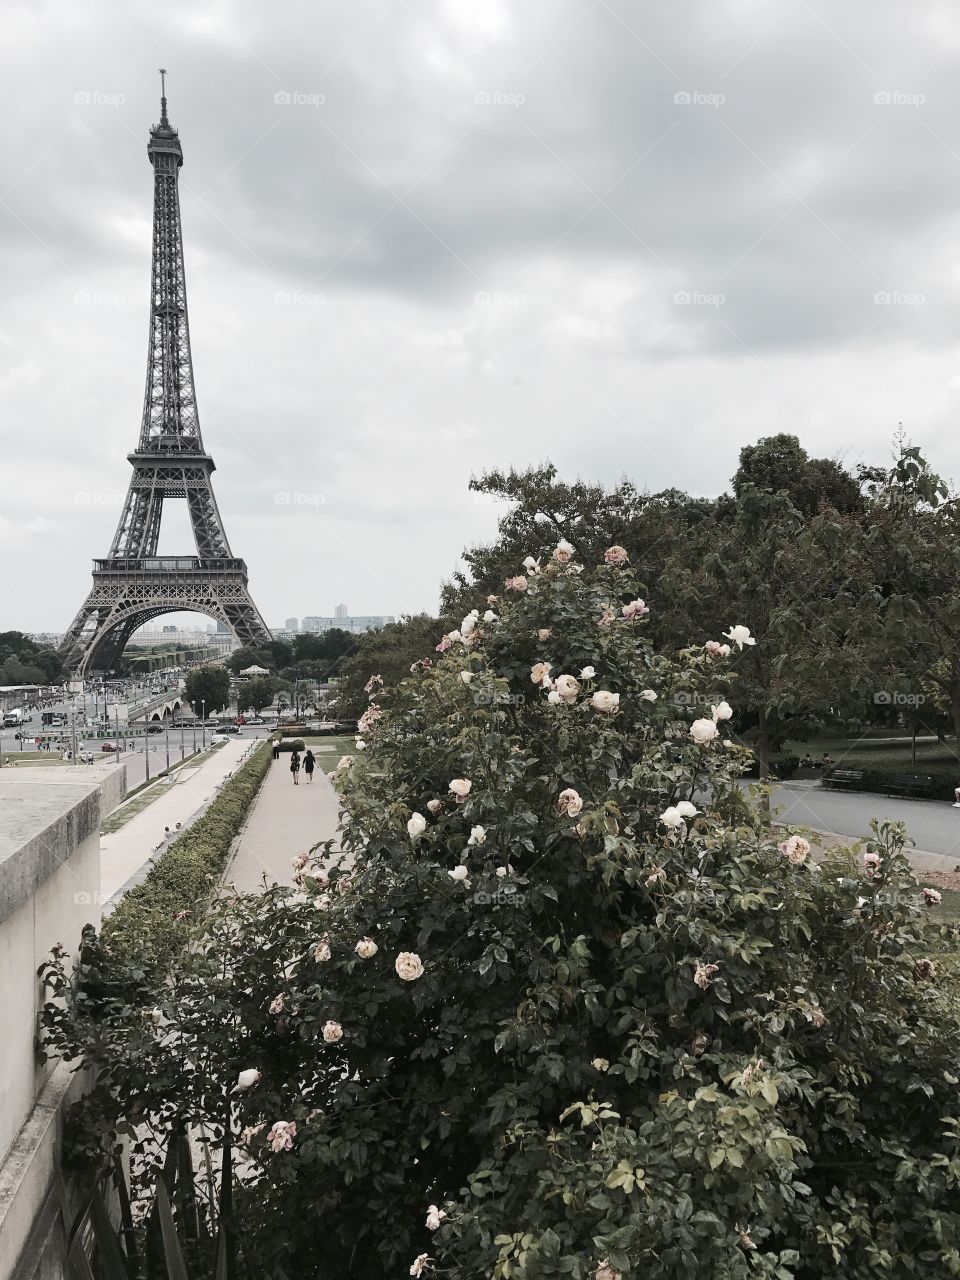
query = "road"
(771, 781, 960, 864)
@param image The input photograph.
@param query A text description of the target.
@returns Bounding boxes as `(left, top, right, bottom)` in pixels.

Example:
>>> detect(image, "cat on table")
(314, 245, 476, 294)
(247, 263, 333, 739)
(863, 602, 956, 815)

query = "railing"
(93, 557, 246, 574)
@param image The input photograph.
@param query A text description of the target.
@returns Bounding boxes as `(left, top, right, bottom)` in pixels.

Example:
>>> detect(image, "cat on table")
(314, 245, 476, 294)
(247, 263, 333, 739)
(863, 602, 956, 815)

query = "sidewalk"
(222, 756, 340, 892)
(100, 739, 256, 901)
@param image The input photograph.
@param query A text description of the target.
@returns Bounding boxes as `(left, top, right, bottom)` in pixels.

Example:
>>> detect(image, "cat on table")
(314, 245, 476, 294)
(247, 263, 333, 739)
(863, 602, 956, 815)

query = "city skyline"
(5, 2, 960, 633)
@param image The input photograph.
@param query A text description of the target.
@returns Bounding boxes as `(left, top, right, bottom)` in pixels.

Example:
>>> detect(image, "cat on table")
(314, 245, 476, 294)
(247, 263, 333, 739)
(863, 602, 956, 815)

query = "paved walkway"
(100, 739, 256, 902)
(222, 756, 340, 892)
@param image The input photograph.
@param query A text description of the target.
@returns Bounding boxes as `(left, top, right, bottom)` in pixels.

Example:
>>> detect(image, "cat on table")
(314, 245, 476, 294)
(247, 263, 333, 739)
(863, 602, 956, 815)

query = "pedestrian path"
(100, 739, 256, 901)
(222, 756, 340, 892)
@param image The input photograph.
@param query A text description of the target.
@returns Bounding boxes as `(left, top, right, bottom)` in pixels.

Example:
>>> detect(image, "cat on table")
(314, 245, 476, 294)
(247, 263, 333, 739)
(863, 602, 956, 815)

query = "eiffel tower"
(60, 72, 272, 676)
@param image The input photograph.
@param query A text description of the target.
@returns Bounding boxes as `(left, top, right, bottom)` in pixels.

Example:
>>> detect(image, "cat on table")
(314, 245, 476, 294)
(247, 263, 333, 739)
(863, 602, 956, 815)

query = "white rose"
(723, 624, 756, 650)
(336, 755, 354, 770)
(410, 1255, 428, 1278)
(660, 805, 684, 829)
(639, 688, 657, 702)
(468, 825, 487, 844)
(522, 555, 540, 572)
(232, 1069, 261, 1093)
(690, 718, 719, 746)
(711, 700, 733, 721)
(554, 674, 580, 704)
(461, 615, 477, 637)
(558, 787, 583, 817)
(322, 1020, 343, 1043)
(718, 644, 731, 657)
(547, 690, 562, 704)
(395, 951, 425, 981)
(483, 609, 497, 623)
(676, 800, 698, 819)
(591, 690, 620, 713)
(530, 661, 553, 686)
(407, 812, 427, 838)
(449, 778, 472, 798)
(459, 671, 473, 685)
(425, 1205, 446, 1231)
(495, 865, 513, 878)
(591, 1057, 609, 1071)
(355, 738, 366, 751)
(426, 799, 443, 815)
(355, 937, 378, 958)
(448, 865, 469, 881)
(579, 665, 596, 680)
(553, 538, 574, 563)
(313, 941, 332, 963)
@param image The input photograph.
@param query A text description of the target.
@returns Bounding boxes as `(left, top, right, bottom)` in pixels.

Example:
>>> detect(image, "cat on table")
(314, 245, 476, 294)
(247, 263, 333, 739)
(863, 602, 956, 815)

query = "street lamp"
(201, 698, 206, 749)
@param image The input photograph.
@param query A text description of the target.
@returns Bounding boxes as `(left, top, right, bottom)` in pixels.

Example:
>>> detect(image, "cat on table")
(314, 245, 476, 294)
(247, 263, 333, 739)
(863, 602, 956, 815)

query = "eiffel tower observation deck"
(60, 72, 272, 676)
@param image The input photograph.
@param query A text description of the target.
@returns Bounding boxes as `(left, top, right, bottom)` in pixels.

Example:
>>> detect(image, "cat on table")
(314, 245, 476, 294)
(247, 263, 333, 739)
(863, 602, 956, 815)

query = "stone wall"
(0, 767, 123, 1280)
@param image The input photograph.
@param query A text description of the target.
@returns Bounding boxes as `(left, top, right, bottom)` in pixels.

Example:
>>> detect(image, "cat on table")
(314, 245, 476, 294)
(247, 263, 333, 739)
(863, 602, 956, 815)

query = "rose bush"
(43, 550, 960, 1278)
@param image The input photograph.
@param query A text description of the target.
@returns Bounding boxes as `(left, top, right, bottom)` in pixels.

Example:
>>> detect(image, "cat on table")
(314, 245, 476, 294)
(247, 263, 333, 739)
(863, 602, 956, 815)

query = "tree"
(237, 676, 280, 715)
(333, 615, 440, 720)
(42, 545, 960, 1277)
(733, 433, 864, 516)
(184, 666, 231, 715)
(226, 646, 274, 675)
(0, 630, 65, 684)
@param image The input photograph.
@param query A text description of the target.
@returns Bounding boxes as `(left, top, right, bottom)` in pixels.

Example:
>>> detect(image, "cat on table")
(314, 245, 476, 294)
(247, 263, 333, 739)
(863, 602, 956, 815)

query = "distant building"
(285, 616, 300, 632)
(302, 607, 394, 635)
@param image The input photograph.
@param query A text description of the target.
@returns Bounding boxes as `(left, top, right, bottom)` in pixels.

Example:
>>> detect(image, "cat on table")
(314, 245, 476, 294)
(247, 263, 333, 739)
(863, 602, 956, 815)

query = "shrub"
(101, 742, 271, 972)
(43, 553, 960, 1278)
(277, 738, 305, 753)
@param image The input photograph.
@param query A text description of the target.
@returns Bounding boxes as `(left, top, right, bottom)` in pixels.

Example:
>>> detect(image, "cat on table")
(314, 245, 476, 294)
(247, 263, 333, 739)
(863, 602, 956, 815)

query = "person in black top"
(303, 749, 315, 783)
(290, 750, 301, 785)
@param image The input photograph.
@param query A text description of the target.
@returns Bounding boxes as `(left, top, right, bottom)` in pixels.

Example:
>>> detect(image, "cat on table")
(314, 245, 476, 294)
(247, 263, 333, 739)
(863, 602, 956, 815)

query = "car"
(210, 733, 230, 744)
(101, 742, 119, 752)
(247, 716, 264, 725)
(146, 722, 165, 734)
(216, 724, 241, 735)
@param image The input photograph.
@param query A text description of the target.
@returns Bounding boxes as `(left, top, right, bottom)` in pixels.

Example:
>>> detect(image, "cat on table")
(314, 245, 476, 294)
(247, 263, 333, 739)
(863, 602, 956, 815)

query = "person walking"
(290, 749, 301, 785)
(272, 736, 281, 761)
(303, 748, 315, 784)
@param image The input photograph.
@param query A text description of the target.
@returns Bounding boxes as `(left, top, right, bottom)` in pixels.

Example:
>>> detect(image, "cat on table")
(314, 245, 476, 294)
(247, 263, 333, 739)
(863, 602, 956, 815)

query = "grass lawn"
(101, 743, 225, 833)
(787, 735, 960, 779)
(0, 753, 71, 768)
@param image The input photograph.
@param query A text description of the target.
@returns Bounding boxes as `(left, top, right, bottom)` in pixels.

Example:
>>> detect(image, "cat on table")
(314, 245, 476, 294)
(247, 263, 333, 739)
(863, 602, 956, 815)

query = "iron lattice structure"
(60, 76, 272, 676)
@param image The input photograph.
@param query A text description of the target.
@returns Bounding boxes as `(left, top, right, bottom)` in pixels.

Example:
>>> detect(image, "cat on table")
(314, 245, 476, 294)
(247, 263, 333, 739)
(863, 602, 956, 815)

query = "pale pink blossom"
(591, 690, 620, 713)
(639, 688, 657, 702)
(579, 665, 596, 679)
(711, 701, 733, 721)
(690, 718, 719, 746)
(537, 628, 552, 641)
(355, 937, 378, 958)
(863, 852, 882, 878)
(547, 690, 562, 704)
(449, 778, 472, 799)
(595, 1262, 621, 1280)
(487, 594, 499, 605)
(322, 1020, 343, 1043)
(704, 640, 723, 658)
(395, 951, 425, 981)
(645, 865, 666, 888)
(604, 545, 629, 565)
(592, 1057, 610, 1071)
(313, 940, 332, 963)
(267, 1120, 297, 1152)
(622, 598, 649, 619)
(557, 787, 583, 817)
(467, 825, 487, 845)
(363, 673, 384, 695)
(410, 1255, 429, 1278)
(426, 799, 443, 816)
(778, 835, 811, 865)
(554, 673, 580, 703)
(505, 575, 528, 592)
(269, 994, 284, 1016)
(407, 812, 427, 838)
(693, 962, 719, 990)
(598, 609, 616, 626)
(922, 887, 942, 906)
(425, 1205, 445, 1231)
(553, 538, 574, 564)
(530, 661, 553, 686)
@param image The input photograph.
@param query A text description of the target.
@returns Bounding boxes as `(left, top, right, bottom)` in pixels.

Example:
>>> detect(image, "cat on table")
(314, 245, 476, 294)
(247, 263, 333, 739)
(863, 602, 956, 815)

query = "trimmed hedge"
(103, 742, 271, 971)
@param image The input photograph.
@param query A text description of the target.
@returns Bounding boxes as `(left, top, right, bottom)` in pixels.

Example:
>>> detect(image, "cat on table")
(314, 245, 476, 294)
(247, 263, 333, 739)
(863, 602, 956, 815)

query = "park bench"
(888, 773, 937, 799)
(823, 769, 864, 791)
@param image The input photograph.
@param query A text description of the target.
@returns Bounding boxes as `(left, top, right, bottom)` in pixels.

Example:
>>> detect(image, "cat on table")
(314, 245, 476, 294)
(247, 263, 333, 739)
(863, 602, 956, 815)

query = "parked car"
(247, 717, 264, 725)
(146, 722, 165, 734)
(216, 724, 241, 735)
(101, 742, 119, 752)
(211, 733, 231, 744)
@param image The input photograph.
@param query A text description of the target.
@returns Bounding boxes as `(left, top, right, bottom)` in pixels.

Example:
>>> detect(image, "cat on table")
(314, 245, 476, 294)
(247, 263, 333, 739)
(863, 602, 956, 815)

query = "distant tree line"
(0, 631, 66, 686)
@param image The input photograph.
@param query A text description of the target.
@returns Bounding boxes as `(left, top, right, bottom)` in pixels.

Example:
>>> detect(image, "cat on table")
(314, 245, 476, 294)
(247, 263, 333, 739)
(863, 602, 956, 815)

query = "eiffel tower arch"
(60, 73, 272, 677)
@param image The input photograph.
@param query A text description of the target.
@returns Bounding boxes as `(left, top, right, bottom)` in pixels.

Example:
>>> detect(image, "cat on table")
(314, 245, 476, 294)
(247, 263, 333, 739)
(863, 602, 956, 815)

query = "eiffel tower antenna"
(60, 87, 272, 676)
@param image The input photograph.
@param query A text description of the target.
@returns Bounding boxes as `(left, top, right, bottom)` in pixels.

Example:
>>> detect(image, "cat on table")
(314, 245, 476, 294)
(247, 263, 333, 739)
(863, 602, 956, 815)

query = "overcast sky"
(3, 0, 960, 633)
